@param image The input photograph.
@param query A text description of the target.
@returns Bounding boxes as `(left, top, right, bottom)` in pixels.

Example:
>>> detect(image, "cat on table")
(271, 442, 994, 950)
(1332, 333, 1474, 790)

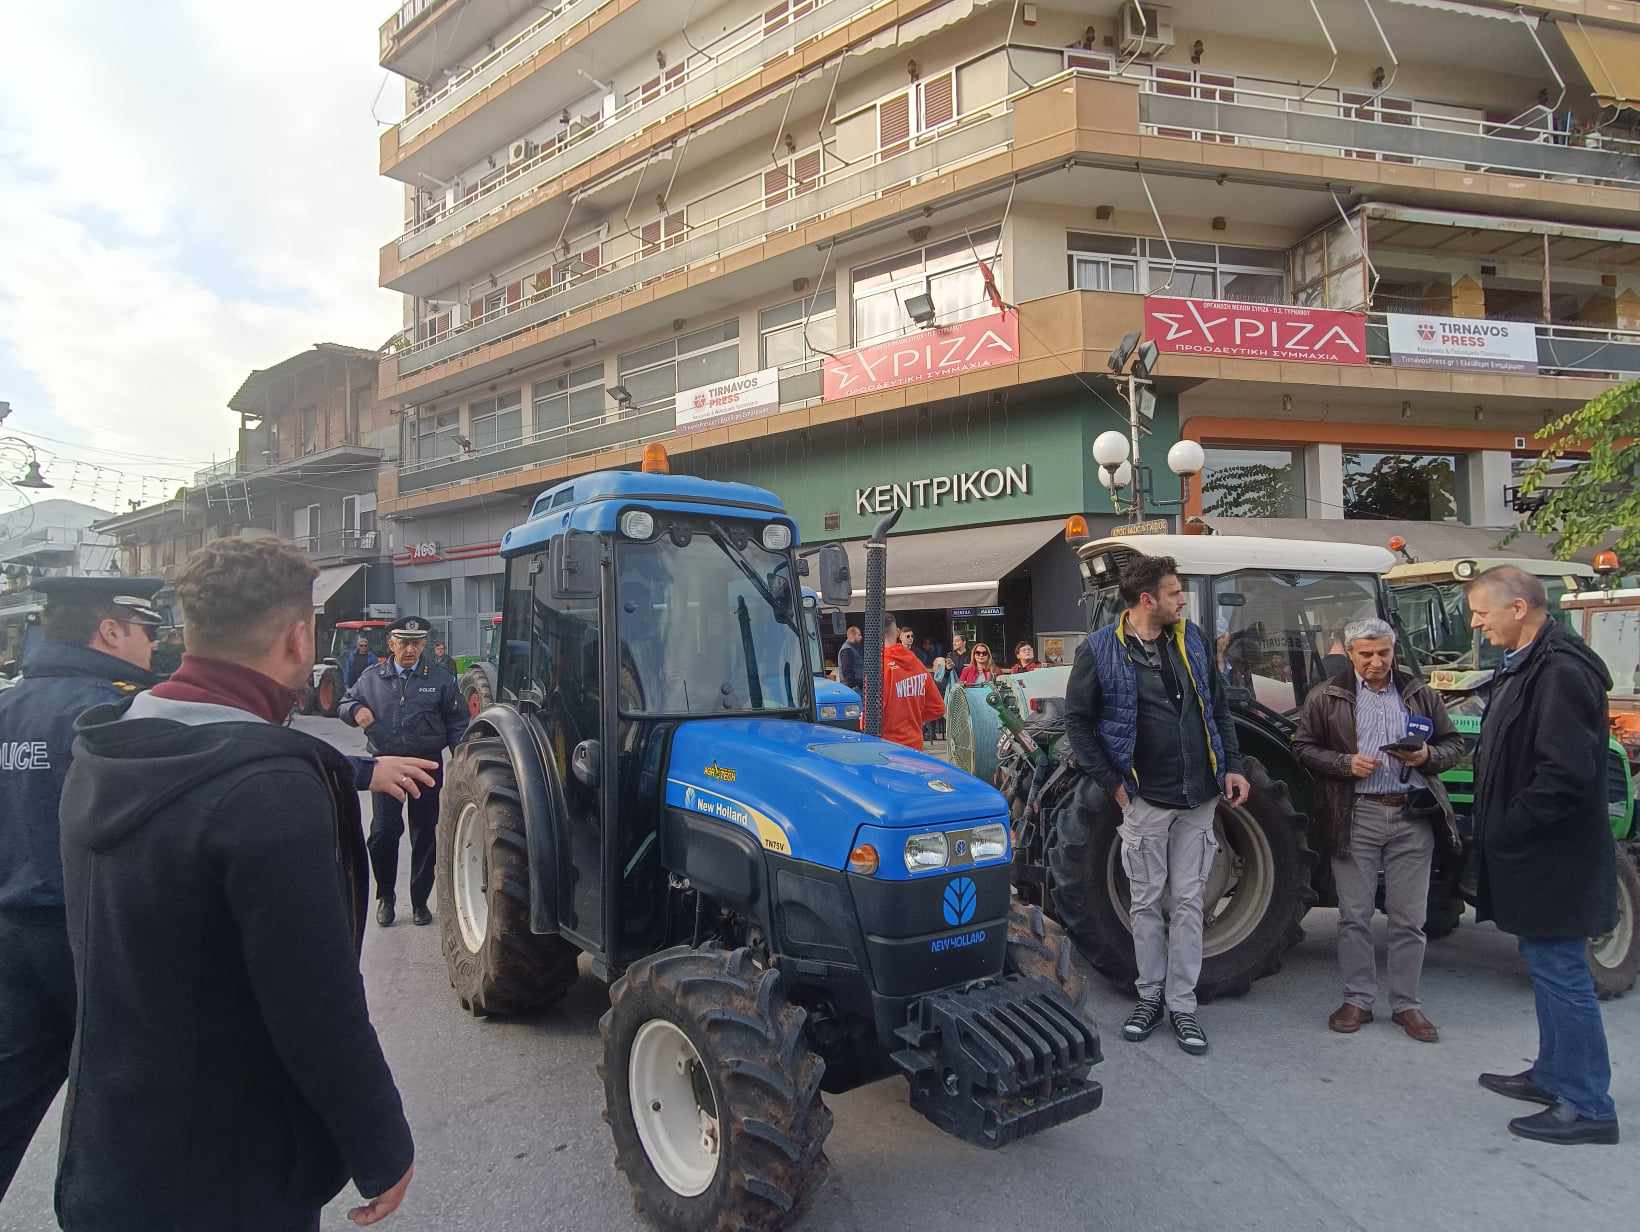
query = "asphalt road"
(4, 716, 1635, 1231)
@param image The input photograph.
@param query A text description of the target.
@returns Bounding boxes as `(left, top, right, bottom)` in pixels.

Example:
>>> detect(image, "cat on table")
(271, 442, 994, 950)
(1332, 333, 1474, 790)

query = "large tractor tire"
(600, 947, 831, 1232)
(436, 737, 580, 1016)
(1589, 845, 1639, 1001)
(460, 666, 495, 719)
(1047, 756, 1318, 1002)
(314, 667, 342, 718)
(1005, 902, 1092, 1014)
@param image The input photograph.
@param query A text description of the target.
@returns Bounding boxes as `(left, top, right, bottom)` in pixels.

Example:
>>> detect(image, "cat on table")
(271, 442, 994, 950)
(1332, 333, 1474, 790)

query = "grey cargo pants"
(1120, 796, 1220, 1014)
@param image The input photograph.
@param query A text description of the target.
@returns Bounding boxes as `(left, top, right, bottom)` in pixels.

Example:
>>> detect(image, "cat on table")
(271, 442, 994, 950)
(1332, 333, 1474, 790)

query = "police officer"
(340, 615, 467, 927)
(0, 576, 163, 1197)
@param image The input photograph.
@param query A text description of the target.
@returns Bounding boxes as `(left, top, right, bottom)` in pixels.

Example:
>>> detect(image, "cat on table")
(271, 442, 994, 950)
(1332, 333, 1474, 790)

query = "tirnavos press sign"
(1386, 313, 1538, 374)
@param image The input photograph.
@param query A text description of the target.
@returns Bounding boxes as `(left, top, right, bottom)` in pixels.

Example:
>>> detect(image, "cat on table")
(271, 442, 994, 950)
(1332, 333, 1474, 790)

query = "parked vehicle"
(802, 587, 862, 730)
(302, 619, 389, 717)
(432, 451, 1101, 1230)
(457, 613, 502, 718)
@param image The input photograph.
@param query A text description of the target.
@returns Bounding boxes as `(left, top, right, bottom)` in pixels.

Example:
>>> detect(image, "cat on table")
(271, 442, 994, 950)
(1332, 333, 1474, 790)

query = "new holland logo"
(941, 876, 978, 927)
(704, 761, 737, 783)
(928, 779, 955, 793)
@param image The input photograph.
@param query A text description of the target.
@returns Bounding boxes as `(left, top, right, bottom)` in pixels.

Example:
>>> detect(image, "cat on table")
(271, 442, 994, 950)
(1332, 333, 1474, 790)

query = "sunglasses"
(974, 651, 990, 658)
(119, 620, 158, 643)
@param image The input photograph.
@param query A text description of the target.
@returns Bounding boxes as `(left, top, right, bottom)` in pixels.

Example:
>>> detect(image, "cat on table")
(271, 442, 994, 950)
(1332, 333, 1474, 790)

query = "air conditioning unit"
(508, 138, 538, 165)
(1119, 3, 1174, 58)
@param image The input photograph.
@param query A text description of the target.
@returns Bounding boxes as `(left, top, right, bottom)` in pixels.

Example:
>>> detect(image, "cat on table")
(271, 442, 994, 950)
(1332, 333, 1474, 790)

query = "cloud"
(0, 0, 404, 510)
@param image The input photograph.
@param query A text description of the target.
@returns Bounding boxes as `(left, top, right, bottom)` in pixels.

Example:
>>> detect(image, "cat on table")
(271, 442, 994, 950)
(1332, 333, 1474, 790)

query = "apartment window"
(618, 321, 739, 412)
(1344, 451, 1459, 521)
(1200, 447, 1307, 519)
(852, 228, 1001, 348)
(293, 504, 321, 551)
(1067, 234, 1284, 303)
(348, 384, 371, 444)
(418, 579, 453, 619)
(474, 574, 505, 616)
(469, 390, 523, 452)
(760, 291, 836, 370)
(415, 410, 460, 462)
(300, 406, 318, 453)
(341, 494, 378, 546)
(533, 363, 606, 438)
(640, 211, 685, 258)
(1292, 215, 1367, 310)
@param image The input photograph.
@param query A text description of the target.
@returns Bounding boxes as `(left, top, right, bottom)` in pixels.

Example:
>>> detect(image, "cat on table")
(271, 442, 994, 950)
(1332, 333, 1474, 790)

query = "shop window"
(419, 579, 453, 619)
(760, 291, 836, 370)
(1344, 451, 1458, 521)
(469, 390, 523, 452)
(1200, 446, 1307, 519)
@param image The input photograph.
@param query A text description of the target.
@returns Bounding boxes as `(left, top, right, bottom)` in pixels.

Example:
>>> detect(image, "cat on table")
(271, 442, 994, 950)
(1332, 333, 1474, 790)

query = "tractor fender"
(464, 704, 568, 936)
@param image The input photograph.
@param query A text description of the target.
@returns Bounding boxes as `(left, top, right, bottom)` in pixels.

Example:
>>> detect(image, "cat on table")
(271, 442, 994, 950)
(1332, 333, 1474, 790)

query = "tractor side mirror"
(1216, 592, 1246, 607)
(571, 739, 601, 788)
(553, 530, 600, 599)
(828, 610, 845, 636)
(816, 543, 851, 607)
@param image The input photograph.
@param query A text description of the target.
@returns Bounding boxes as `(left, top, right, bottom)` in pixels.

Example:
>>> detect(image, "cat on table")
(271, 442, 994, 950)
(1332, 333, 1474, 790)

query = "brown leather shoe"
(1392, 1008, 1439, 1043)
(1328, 1003, 1373, 1033)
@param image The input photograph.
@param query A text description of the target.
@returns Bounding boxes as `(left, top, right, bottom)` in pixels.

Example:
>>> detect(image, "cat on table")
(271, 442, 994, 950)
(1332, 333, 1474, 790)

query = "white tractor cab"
(1386, 548, 1596, 671)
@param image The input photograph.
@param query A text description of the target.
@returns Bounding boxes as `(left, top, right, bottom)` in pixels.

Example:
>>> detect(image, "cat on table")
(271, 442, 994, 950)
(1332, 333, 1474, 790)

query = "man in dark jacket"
(57, 537, 421, 1229)
(0, 576, 161, 1199)
(342, 634, 375, 689)
(837, 625, 864, 691)
(429, 640, 458, 677)
(1293, 617, 1465, 1043)
(1468, 565, 1620, 1146)
(1064, 554, 1249, 1057)
(341, 615, 468, 927)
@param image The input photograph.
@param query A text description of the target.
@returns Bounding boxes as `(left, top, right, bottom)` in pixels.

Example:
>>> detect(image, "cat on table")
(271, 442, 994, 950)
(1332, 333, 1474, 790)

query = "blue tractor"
(801, 587, 862, 731)
(433, 454, 1101, 1230)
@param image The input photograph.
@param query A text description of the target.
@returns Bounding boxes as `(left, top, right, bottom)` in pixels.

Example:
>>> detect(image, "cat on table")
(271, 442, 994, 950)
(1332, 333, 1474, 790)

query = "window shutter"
(765, 0, 789, 34)
(665, 211, 684, 244)
(920, 74, 954, 131)
(764, 165, 790, 207)
(879, 92, 911, 157)
(641, 220, 662, 256)
(792, 150, 821, 194)
(469, 298, 483, 321)
(506, 281, 522, 305)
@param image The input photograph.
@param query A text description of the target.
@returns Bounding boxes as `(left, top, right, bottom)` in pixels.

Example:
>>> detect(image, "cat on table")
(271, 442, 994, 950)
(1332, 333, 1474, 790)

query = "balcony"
(388, 0, 911, 262)
(294, 529, 389, 563)
(379, 0, 527, 83)
(0, 526, 116, 568)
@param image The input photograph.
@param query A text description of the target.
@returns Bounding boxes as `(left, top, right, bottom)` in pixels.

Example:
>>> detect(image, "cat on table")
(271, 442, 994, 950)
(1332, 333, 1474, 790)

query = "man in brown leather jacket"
(1292, 617, 1464, 1042)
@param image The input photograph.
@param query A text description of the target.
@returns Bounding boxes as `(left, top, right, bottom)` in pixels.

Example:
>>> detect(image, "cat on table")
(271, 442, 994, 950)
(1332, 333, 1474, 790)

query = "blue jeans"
(1519, 937, 1617, 1122)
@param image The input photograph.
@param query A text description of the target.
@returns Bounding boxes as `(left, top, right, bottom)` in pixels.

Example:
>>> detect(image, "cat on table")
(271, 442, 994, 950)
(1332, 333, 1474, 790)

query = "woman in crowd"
(958, 643, 1000, 685)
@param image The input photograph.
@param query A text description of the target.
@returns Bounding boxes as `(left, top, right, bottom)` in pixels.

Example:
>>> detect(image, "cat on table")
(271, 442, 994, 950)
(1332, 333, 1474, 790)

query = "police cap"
(388, 615, 432, 640)
(36, 576, 166, 626)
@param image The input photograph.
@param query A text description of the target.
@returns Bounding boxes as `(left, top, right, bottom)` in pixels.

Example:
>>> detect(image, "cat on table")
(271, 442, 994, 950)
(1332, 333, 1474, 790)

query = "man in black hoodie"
(1468, 565, 1620, 1147)
(58, 538, 420, 1229)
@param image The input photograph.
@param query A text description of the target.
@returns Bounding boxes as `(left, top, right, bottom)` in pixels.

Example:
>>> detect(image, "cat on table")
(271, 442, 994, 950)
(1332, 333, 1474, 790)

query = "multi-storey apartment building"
(98, 344, 399, 640)
(374, 0, 1640, 656)
(0, 500, 117, 661)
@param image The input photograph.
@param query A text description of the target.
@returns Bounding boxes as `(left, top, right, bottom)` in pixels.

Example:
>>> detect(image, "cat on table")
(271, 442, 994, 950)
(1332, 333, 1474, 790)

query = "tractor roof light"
(620, 509, 656, 540)
(847, 843, 880, 875)
(1064, 514, 1089, 542)
(1454, 559, 1477, 580)
(761, 522, 792, 550)
(1594, 549, 1621, 575)
(641, 442, 670, 473)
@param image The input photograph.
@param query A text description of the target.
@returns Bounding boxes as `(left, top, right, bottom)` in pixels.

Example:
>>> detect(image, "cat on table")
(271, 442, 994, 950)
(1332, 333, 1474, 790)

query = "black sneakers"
(1170, 1011, 1209, 1056)
(1122, 995, 1165, 1042)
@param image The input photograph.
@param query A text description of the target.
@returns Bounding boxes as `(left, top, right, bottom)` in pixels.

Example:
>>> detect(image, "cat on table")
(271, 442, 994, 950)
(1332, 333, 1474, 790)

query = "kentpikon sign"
(855, 464, 1029, 515)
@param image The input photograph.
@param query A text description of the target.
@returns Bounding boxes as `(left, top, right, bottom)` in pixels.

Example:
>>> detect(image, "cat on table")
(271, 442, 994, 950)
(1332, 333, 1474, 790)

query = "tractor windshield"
(1213, 570, 1382, 716)
(1396, 576, 1586, 671)
(615, 518, 808, 716)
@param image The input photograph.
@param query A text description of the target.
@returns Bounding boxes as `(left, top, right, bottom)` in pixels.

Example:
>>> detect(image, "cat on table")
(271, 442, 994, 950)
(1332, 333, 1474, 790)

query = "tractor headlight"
(904, 831, 948, 872)
(761, 522, 793, 550)
(842, 703, 861, 719)
(619, 510, 655, 539)
(969, 823, 1008, 862)
(819, 705, 839, 719)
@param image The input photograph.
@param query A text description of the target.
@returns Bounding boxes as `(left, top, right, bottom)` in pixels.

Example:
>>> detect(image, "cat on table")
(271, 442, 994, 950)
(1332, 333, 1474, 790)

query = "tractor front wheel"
(1047, 756, 1318, 1001)
(601, 948, 831, 1232)
(1589, 845, 1639, 1001)
(436, 737, 580, 1015)
(1004, 902, 1091, 1013)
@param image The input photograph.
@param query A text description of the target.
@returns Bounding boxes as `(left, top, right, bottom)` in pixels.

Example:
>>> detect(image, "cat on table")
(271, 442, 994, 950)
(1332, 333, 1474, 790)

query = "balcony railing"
(1133, 74, 1640, 188)
(397, 0, 601, 141)
(1361, 314, 1640, 378)
(380, 0, 443, 59)
(393, 106, 1012, 379)
(294, 530, 386, 560)
(395, 0, 891, 258)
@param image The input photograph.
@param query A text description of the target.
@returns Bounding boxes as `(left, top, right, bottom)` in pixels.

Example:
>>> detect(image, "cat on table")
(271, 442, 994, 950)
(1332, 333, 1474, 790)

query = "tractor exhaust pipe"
(861, 507, 903, 737)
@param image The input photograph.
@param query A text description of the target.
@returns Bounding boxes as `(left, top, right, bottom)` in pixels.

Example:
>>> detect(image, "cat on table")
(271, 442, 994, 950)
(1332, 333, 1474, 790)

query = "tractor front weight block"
(890, 974, 1103, 1148)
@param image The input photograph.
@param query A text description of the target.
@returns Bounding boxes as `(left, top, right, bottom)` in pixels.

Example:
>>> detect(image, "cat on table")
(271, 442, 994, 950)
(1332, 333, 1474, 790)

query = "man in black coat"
(0, 576, 161, 1199)
(57, 538, 422, 1229)
(1468, 565, 1620, 1146)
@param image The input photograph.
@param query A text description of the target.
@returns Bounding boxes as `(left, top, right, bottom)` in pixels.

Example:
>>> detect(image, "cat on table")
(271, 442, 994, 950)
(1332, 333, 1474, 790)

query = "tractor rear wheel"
(1589, 845, 1639, 1001)
(315, 668, 341, 718)
(460, 667, 494, 719)
(600, 947, 831, 1232)
(1046, 756, 1318, 1001)
(436, 737, 580, 1015)
(1005, 902, 1091, 1013)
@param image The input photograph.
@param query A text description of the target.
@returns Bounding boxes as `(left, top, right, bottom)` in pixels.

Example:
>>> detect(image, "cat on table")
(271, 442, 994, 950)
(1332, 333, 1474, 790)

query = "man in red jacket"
(878, 614, 945, 750)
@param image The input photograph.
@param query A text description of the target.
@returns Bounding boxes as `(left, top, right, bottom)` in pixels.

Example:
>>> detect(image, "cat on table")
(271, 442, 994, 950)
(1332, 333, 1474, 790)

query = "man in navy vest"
(1064, 554, 1249, 1057)
(0, 576, 162, 1197)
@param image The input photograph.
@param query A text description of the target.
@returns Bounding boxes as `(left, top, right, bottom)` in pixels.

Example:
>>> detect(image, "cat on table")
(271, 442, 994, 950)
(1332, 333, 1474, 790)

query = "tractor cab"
(328, 619, 391, 664)
(300, 619, 391, 717)
(435, 454, 1101, 1229)
(802, 587, 862, 729)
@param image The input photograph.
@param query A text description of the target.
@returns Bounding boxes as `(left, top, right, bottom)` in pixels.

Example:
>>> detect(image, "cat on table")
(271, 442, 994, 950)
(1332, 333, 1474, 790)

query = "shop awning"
(836, 517, 1066, 612)
(1559, 20, 1640, 111)
(313, 564, 365, 613)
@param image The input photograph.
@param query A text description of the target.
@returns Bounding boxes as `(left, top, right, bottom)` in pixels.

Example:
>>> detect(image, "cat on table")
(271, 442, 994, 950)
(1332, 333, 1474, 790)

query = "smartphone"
(1380, 738, 1426, 755)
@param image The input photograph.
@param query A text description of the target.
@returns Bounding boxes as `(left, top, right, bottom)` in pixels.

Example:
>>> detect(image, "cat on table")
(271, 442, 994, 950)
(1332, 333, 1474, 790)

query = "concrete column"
(1421, 273, 1486, 319)
(1304, 442, 1344, 520)
(1461, 449, 1515, 528)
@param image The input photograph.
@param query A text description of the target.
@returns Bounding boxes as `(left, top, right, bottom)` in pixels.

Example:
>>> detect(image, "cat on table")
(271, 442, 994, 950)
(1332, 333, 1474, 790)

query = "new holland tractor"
(433, 450, 1102, 1231)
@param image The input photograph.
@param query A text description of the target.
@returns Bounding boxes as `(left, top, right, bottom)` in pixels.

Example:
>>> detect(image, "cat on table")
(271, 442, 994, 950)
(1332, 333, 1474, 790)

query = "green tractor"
(456, 613, 502, 718)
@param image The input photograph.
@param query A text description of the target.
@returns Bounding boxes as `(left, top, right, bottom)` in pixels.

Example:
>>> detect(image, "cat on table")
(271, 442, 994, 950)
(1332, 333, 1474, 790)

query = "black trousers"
(0, 907, 75, 1199)
(367, 767, 442, 910)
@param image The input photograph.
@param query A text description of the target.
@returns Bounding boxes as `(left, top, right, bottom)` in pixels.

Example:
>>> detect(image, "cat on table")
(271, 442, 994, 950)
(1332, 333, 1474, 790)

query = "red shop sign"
(823, 313, 1019, 401)
(1144, 297, 1367, 365)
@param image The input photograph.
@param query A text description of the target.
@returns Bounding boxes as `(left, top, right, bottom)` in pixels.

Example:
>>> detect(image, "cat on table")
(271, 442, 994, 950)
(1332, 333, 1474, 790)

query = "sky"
(0, 0, 405, 520)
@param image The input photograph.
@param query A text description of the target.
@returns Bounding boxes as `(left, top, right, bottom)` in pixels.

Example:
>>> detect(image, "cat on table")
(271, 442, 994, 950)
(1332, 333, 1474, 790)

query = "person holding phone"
(1293, 617, 1465, 1042)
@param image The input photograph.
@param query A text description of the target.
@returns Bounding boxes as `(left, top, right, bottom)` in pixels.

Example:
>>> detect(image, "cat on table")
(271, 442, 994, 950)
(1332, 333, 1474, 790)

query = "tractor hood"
(663, 719, 1006, 868)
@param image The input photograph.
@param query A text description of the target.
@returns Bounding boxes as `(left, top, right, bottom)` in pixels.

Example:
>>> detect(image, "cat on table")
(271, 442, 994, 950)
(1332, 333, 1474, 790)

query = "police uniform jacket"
(339, 659, 467, 759)
(0, 639, 153, 909)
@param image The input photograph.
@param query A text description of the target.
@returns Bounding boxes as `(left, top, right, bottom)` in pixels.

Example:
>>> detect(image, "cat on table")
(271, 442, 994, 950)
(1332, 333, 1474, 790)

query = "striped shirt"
(1355, 675, 1419, 795)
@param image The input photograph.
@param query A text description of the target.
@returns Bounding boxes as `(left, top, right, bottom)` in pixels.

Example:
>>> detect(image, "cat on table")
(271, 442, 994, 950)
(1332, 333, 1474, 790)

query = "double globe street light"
(1092, 333, 1205, 530)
